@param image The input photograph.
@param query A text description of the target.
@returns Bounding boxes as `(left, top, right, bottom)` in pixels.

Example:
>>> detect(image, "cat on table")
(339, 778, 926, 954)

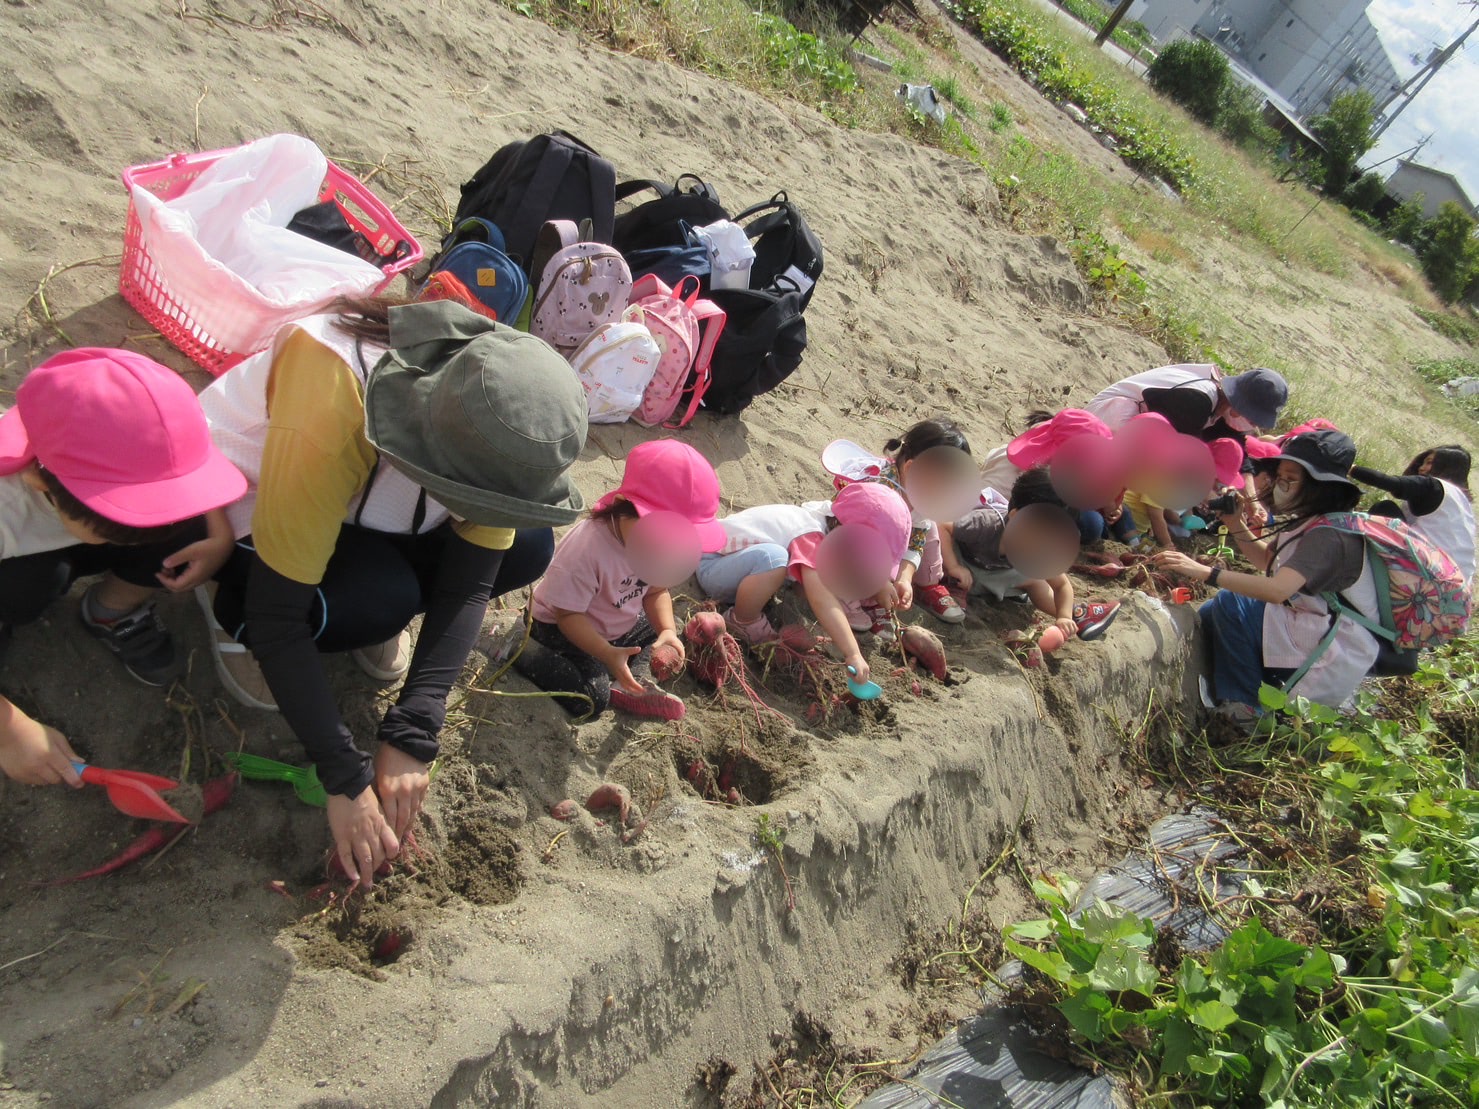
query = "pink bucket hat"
(593, 439, 726, 552)
(0, 348, 246, 527)
(828, 482, 912, 579)
(1006, 409, 1111, 469)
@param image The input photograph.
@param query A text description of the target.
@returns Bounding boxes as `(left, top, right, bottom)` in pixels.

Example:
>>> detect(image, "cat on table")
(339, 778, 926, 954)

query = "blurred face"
(898, 447, 980, 523)
(623, 511, 702, 588)
(999, 503, 1079, 580)
(815, 523, 892, 602)
(1418, 453, 1435, 476)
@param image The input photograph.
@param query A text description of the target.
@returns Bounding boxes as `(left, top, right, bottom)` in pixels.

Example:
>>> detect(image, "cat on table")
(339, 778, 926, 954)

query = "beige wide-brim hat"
(363, 301, 588, 528)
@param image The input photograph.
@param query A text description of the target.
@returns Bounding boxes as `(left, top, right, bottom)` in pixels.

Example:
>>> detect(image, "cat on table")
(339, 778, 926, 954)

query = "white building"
(1129, 0, 1402, 118)
(1386, 160, 1476, 221)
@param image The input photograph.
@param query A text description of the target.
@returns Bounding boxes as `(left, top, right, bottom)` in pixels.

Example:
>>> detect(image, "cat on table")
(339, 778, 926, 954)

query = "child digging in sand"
(822, 419, 980, 629)
(695, 482, 912, 684)
(515, 440, 727, 721)
(947, 468, 1120, 641)
(0, 349, 245, 787)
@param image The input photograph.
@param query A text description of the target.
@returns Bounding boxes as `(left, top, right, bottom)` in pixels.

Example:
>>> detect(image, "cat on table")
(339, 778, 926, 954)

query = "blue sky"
(1366, 0, 1479, 195)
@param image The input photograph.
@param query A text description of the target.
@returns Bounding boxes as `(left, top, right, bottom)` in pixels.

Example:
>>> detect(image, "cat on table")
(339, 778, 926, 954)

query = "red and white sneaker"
(916, 582, 966, 624)
(1073, 599, 1121, 641)
(610, 682, 687, 721)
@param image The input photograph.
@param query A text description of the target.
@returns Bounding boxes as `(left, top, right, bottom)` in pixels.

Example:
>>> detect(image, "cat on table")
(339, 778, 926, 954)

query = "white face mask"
(1224, 411, 1257, 434)
(1271, 484, 1299, 513)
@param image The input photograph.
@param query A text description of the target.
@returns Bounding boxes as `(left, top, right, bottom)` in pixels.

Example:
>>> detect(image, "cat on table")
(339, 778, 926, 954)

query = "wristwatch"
(1208, 567, 1222, 587)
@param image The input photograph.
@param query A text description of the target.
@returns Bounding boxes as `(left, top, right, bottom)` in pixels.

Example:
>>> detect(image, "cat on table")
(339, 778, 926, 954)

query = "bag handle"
(674, 274, 702, 308)
(615, 178, 672, 202)
(529, 219, 581, 282)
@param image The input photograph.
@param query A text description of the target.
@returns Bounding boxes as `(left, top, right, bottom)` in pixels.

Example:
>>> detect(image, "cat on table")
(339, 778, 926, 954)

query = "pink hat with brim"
(593, 438, 727, 552)
(1243, 437, 1281, 461)
(0, 349, 246, 527)
(1209, 438, 1246, 487)
(1006, 409, 1111, 469)
(830, 482, 912, 573)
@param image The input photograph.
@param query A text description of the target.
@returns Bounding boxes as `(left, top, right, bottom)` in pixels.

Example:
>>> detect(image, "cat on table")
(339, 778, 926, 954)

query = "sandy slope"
(0, 2, 1459, 1106)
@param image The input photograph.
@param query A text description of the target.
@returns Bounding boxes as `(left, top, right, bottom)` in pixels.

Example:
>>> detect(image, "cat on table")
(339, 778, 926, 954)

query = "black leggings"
(514, 616, 656, 716)
(0, 520, 208, 627)
(211, 524, 554, 652)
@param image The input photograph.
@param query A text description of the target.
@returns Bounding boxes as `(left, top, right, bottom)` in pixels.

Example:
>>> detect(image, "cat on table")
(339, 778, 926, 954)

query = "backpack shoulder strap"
(631, 272, 674, 303)
(666, 298, 728, 428)
(498, 136, 576, 257)
(615, 179, 673, 203)
(530, 220, 581, 283)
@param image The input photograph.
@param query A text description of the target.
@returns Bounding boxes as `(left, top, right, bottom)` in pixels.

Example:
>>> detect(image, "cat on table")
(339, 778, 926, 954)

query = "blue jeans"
(696, 545, 789, 603)
(1199, 590, 1295, 709)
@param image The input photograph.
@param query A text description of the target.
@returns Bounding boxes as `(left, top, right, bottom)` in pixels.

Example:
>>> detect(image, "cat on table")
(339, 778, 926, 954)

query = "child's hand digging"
(0, 700, 83, 787)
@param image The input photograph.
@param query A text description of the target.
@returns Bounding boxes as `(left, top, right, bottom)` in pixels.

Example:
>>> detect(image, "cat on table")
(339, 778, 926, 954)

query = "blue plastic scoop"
(846, 665, 883, 700)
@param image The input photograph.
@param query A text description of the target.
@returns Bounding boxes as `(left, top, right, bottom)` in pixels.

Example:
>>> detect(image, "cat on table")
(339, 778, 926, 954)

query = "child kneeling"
(515, 441, 725, 721)
(695, 483, 912, 684)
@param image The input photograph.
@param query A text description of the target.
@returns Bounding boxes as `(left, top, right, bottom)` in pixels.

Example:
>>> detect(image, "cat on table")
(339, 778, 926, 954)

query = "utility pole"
(1372, 5, 1479, 141)
(1094, 0, 1136, 47)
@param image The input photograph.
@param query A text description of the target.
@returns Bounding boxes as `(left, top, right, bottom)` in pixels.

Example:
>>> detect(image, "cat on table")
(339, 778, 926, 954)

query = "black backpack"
(731, 192, 823, 310)
(450, 131, 616, 275)
(611, 175, 729, 255)
(702, 280, 808, 415)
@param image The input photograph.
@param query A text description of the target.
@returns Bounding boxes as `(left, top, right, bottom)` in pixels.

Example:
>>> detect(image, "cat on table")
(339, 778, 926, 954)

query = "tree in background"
(1418, 201, 1479, 304)
(1147, 38, 1228, 125)
(1385, 194, 1427, 245)
(1342, 171, 1387, 215)
(1310, 90, 1375, 196)
(1215, 82, 1279, 152)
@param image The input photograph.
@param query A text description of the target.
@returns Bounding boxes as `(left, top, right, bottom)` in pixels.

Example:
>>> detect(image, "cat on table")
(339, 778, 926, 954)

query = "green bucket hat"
(363, 301, 588, 528)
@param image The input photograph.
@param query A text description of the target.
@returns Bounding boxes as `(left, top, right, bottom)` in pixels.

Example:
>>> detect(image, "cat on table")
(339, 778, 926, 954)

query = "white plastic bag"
(130, 134, 385, 354)
(694, 219, 755, 291)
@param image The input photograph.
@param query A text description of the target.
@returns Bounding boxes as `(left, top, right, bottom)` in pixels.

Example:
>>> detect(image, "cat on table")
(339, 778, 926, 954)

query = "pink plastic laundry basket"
(119, 146, 424, 376)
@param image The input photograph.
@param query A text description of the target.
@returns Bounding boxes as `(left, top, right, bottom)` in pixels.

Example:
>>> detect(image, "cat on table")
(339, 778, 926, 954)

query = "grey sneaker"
(80, 586, 182, 687)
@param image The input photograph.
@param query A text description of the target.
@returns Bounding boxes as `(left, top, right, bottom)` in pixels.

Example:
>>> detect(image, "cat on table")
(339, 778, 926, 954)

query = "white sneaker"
(351, 630, 412, 683)
(195, 585, 278, 712)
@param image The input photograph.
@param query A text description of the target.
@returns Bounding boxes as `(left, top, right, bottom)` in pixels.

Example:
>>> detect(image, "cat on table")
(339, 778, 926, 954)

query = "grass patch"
(1417, 308, 1479, 347)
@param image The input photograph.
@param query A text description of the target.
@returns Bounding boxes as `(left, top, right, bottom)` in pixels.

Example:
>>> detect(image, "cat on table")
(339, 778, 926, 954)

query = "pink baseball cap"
(593, 439, 726, 552)
(0, 348, 246, 527)
(1209, 437, 1246, 487)
(828, 482, 912, 578)
(1006, 409, 1111, 469)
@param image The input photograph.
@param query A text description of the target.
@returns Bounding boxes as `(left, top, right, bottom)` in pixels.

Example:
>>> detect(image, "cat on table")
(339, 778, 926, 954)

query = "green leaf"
(1003, 938, 1073, 984)
(1190, 999, 1239, 1032)
(1409, 790, 1452, 819)
(1004, 917, 1055, 941)
(1345, 1007, 1389, 1051)
(1289, 946, 1338, 991)
(1160, 1014, 1199, 1074)
(1259, 684, 1288, 711)
(1059, 988, 1111, 1040)
(1089, 942, 1158, 995)
(1418, 1012, 1454, 1048)
(1188, 1052, 1224, 1076)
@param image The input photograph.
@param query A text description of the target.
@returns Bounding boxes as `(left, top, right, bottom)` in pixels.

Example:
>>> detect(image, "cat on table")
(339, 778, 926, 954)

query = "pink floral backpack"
(528, 219, 631, 356)
(628, 273, 726, 428)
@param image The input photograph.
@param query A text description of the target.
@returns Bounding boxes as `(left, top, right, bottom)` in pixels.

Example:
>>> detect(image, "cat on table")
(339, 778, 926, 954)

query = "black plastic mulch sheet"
(859, 808, 1247, 1108)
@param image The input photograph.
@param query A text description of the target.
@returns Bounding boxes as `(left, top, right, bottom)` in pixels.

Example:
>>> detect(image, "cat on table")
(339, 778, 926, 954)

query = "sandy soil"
(0, 1, 1461, 1106)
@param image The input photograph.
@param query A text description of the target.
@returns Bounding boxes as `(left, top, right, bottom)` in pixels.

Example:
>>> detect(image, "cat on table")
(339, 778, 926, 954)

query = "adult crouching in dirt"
(195, 297, 587, 887)
(1352, 445, 1475, 583)
(1152, 431, 1374, 724)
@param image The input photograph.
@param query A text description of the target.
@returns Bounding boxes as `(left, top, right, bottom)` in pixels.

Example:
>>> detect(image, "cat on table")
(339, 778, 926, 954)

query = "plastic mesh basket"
(119, 146, 423, 376)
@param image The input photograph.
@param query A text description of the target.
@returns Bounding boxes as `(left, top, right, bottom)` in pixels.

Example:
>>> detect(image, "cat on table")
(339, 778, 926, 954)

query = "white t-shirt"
(1085, 364, 1221, 431)
(717, 502, 830, 555)
(1407, 479, 1476, 584)
(0, 473, 77, 561)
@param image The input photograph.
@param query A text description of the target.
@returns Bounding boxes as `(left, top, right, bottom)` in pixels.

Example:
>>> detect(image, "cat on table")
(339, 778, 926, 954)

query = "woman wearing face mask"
(1152, 431, 1376, 721)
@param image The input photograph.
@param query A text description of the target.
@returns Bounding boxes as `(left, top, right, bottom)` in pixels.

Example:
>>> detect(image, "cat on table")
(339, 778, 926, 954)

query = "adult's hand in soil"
(653, 628, 686, 667)
(602, 644, 646, 695)
(327, 789, 399, 890)
(374, 744, 430, 842)
(1152, 550, 1210, 582)
(0, 705, 83, 787)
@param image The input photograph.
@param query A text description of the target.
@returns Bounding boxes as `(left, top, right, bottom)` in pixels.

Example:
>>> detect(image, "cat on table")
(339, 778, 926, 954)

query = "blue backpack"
(419, 218, 530, 325)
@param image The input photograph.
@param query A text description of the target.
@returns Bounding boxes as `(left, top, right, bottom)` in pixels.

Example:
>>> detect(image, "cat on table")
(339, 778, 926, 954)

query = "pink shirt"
(531, 518, 648, 640)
